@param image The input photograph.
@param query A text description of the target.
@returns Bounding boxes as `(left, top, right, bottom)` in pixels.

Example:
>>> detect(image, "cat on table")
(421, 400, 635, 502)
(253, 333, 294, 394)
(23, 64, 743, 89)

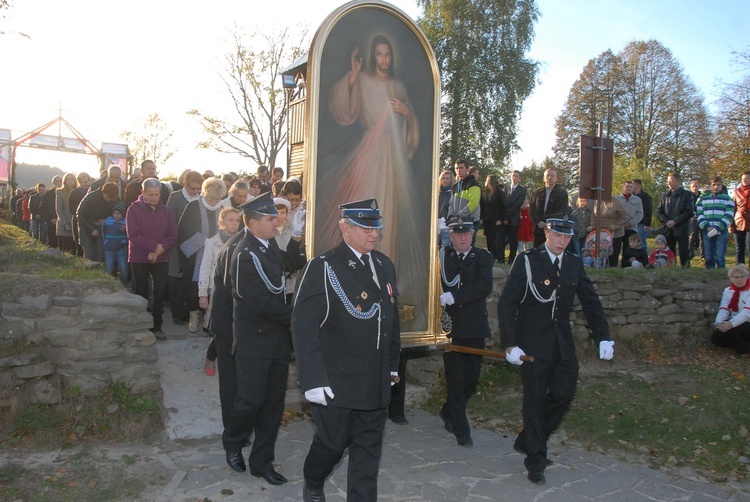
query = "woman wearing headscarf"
(178, 177, 227, 333)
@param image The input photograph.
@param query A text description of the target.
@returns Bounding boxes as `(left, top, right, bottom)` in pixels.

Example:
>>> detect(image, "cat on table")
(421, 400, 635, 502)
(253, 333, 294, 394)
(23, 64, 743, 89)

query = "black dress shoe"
(251, 468, 288, 485)
(303, 481, 326, 502)
(527, 470, 546, 485)
(225, 451, 246, 473)
(439, 409, 454, 434)
(513, 445, 553, 466)
(389, 415, 409, 425)
(456, 435, 473, 447)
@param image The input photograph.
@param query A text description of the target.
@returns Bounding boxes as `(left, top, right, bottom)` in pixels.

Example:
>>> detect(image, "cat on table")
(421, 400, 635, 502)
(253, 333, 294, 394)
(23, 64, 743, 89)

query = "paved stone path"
(151, 325, 750, 501)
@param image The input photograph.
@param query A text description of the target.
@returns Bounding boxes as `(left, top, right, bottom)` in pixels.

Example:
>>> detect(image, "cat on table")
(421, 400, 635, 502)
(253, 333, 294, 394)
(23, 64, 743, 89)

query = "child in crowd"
(647, 234, 676, 268)
(517, 197, 534, 253)
(198, 207, 242, 377)
(622, 233, 648, 268)
(101, 202, 129, 286)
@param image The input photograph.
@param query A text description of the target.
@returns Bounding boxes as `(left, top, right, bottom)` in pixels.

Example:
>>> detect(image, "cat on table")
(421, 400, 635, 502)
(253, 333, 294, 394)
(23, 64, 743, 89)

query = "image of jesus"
(318, 34, 429, 327)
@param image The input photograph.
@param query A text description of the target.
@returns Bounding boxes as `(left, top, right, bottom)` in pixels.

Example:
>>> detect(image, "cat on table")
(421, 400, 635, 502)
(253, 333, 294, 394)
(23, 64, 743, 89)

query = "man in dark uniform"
(438, 220, 494, 447)
(497, 218, 614, 486)
(222, 191, 306, 485)
(530, 168, 570, 247)
(292, 198, 401, 502)
(208, 227, 245, 429)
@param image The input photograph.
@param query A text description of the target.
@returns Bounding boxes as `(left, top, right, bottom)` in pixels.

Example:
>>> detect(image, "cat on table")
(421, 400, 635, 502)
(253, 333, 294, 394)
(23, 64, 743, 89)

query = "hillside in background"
(12, 164, 67, 190)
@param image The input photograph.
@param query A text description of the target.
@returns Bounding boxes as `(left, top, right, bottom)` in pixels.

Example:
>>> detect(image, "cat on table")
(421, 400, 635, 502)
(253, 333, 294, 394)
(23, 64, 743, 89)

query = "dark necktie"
(553, 257, 560, 276)
(458, 253, 465, 261)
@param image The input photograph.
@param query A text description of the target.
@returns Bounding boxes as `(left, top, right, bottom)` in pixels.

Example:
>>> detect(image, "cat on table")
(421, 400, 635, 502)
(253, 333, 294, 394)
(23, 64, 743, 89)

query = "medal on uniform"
(361, 291, 368, 300)
(356, 304, 362, 311)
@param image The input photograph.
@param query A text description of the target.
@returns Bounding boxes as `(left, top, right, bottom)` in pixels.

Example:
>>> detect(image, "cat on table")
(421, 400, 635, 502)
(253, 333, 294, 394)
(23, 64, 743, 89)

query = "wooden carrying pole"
(445, 344, 535, 362)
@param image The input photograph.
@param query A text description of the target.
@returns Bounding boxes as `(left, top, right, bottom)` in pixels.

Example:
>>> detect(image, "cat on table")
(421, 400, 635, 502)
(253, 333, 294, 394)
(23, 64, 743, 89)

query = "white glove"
(505, 346, 526, 366)
(440, 292, 455, 307)
(304, 386, 334, 406)
(437, 217, 447, 232)
(390, 371, 399, 386)
(291, 208, 306, 238)
(599, 340, 614, 360)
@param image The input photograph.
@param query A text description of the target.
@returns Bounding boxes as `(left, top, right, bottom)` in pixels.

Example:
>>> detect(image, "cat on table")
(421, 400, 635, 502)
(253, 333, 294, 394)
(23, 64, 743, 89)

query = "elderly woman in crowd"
(198, 207, 242, 377)
(712, 264, 750, 357)
(126, 178, 178, 340)
(178, 177, 227, 333)
(55, 172, 78, 253)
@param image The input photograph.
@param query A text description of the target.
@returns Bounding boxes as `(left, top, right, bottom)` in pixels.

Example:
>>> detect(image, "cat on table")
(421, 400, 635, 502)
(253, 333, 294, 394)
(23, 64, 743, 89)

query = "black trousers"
(304, 405, 386, 501)
(441, 337, 485, 437)
(388, 351, 409, 418)
(215, 334, 237, 429)
(131, 262, 168, 330)
(666, 232, 690, 267)
(222, 354, 289, 473)
(168, 275, 189, 321)
(711, 324, 750, 355)
(516, 353, 579, 472)
(507, 224, 520, 263)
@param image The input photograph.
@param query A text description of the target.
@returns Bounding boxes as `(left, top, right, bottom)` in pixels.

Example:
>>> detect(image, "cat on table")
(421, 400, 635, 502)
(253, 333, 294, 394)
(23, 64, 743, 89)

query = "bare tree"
(187, 27, 307, 170)
(120, 113, 176, 169)
(712, 48, 750, 184)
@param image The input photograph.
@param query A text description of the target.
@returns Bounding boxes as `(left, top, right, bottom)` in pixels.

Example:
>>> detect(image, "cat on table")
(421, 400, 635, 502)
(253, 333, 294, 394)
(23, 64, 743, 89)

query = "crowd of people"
(440, 162, 750, 272)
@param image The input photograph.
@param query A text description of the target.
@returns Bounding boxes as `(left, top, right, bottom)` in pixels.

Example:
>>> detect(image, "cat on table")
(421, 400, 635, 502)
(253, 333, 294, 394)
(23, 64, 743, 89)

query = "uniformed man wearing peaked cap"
(438, 218, 494, 447)
(497, 217, 614, 486)
(222, 191, 307, 485)
(292, 198, 400, 502)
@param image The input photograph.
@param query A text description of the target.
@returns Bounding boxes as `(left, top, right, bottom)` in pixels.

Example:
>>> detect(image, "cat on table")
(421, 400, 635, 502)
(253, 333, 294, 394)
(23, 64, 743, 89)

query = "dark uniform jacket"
(530, 184, 570, 238)
(656, 187, 693, 237)
(497, 245, 610, 361)
(208, 229, 246, 339)
(229, 231, 305, 359)
(441, 245, 493, 339)
(292, 242, 400, 411)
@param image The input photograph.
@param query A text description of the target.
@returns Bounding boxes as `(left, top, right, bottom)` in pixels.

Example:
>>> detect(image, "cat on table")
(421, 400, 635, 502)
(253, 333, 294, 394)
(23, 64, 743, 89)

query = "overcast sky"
(1, 0, 746, 180)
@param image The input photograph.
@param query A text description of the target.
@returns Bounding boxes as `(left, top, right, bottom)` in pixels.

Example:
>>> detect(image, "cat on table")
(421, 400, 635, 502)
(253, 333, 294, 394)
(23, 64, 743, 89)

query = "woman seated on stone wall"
(712, 264, 750, 357)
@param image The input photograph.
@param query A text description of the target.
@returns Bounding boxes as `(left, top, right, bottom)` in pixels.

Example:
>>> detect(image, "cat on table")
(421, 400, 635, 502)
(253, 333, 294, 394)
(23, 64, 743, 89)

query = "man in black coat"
(438, 220, 494, 447)
(530, 169, 570, 247)
(76, 182, 119, 262)
(503, 170, 527, 263)
(124, 160, 170, 207)
(656, 172, 694, 267)
(292, 198, 401, 502)
(222, 192, 306, 485)
(89, 165, 127, 201)
(497, 218, 613, 485)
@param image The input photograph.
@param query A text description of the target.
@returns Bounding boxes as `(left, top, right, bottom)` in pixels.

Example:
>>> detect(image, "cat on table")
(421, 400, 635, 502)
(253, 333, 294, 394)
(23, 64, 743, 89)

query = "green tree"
(417, 0, 539, 172)
(120, 113, 176, 170)
(187, 27, 307, 170)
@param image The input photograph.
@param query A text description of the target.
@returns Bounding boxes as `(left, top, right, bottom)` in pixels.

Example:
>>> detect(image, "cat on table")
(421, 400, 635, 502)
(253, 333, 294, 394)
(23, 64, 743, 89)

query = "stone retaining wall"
(0, 279, 160, 411)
